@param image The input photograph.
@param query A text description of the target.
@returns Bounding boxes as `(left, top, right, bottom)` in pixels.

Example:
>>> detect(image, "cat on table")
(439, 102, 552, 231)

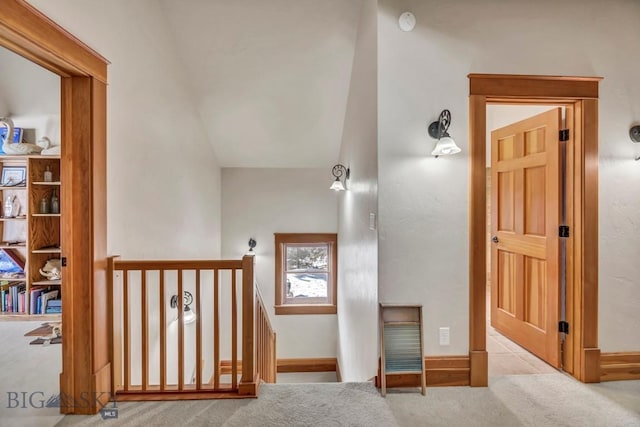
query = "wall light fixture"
(330, 164, 350, 191)
(247, 237, 257, 255)
(428, 109, 461, 158)
(170, 291, 196, 324)
(630, 125, 640, 161)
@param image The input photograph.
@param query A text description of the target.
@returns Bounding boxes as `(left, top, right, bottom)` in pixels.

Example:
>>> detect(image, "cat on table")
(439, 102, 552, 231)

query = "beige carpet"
(1, 319, 637, 427)
(53, 374, 640, 427)
(0, 320, 63, 427)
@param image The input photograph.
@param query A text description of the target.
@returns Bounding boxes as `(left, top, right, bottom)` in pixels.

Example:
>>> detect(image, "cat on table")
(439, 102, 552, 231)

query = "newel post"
(239, 255, 258, 395)
(107, 256, 122, 397)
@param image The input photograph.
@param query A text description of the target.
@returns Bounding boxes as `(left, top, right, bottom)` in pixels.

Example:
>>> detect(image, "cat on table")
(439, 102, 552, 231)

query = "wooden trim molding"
(0, 0, 109, 415)
(600, 352, 640, 382)
(274, 233, 338, 315)
(468, 74, 602, 99)
(277, 358, 337, 373)
(220, 358, 339, 375)
(0, 0, 108, 81)
(468, 74, 601, 386)
(274, 304, 337, 315)
(375, 356, 470, 388)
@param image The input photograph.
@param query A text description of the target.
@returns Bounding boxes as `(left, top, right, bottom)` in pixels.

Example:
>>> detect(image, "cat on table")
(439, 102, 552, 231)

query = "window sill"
(274, 304, 337, 315)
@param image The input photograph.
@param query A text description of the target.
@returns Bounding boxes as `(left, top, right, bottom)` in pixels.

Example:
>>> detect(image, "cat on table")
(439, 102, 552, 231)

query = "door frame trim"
(468, 74, 602, 385)
(0, 0, 109, 414)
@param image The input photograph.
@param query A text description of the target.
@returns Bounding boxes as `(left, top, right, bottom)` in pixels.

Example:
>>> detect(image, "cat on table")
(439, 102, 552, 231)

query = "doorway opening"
(0, 42, 63, 423)
(0, 0, 109, 415)
(468, 74, 602, 387)
(485, 104, 568, 377)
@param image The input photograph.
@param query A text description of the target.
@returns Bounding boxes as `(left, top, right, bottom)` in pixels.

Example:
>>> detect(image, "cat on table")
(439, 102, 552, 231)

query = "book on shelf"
(40, 290, 58, 315)
(30, 287, 45, 314)
(18, 290, 25, 313)
(45, 299, 61, 314)
(1, 281, 25, 313)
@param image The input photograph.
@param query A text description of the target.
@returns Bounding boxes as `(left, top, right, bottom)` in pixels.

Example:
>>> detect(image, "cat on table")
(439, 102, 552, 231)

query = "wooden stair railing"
(108, 255, 264, 400)
(255, 284, 277, 383)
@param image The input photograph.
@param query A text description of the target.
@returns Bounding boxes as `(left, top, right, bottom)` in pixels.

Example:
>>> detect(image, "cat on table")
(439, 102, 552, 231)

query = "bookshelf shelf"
(31, 181, 61, 186)
(32, 279, 61, 286)
(0, 243, 26, 249)
(0, 156, 61, 316)
(32, 247, 61, 254)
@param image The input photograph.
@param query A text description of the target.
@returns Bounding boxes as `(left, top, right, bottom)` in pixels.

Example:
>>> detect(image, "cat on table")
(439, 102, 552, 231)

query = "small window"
(274, 233, 337, 315)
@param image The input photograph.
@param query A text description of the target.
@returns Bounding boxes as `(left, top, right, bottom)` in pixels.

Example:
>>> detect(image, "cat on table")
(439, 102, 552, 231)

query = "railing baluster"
(196, 269, 202, 389)
(231, 269, 238, 389)
(259, 304, 264, 378)
(123, 270, 130, 391)
(141, 270, 148, 391)
(214, 269, 220, 390)
(160, 269, 166, 391)
(178, 269, 184, 390)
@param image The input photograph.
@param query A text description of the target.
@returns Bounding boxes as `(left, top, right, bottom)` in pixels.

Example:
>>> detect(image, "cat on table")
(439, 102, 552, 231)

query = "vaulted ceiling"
(4, 0, 363, 168)
(159, 0, 363, 167)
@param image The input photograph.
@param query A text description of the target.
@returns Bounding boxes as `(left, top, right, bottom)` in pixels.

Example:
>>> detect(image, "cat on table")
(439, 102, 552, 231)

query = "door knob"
(491, 236, 499, 243)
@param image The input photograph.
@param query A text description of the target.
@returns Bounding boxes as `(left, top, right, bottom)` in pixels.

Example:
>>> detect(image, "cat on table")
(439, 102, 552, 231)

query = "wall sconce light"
(428, 109, 461, 157)
(330, 164, 350, 191)
(247, 237, 257, 255)
(170, 291, 196, 324)
(630, 125, 640, 161)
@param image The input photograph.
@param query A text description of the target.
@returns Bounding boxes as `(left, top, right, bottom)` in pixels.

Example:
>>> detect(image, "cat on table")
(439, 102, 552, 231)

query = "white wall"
(379, 0, 640, 354)
(221, 168, 338, 358)
(335, 0, 379, 382)
(0, 46, 60, 145)
(27, 0, 222, 259)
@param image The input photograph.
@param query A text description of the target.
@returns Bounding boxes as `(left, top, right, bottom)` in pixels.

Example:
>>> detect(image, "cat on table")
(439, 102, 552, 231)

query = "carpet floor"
(0, 320, 64, 427)
(53, 374, 640, 427)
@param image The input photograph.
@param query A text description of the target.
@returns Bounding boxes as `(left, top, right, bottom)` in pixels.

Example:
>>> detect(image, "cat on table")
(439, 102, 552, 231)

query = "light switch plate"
(439, 327, 450, 346)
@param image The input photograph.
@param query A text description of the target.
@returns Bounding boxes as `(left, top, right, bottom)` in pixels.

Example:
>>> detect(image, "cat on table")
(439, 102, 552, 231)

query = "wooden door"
(490, 108, 562, 368)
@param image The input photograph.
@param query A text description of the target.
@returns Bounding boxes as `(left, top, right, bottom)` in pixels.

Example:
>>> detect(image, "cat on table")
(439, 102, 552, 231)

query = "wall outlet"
(439, 327, 450, 346)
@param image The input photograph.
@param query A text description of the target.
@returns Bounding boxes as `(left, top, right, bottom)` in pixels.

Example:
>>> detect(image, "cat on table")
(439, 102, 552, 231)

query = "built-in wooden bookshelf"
(0, 155, 61, 316)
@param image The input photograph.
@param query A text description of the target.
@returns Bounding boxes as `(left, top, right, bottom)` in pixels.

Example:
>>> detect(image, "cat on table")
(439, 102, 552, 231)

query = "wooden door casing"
(490, 108, 562, 368)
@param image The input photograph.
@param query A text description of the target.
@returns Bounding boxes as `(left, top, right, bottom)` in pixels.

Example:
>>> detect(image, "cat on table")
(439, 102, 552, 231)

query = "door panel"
(498, 172, 515, 231)
(491, 108, 562, 368)
(497, 250, 517, 313)
(524, 256, 546, 330)
(524, 166, 546, 236)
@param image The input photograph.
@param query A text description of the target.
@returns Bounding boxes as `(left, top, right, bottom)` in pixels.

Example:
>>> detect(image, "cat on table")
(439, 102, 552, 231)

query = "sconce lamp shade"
(428, 109, 461, 158)
(182, 306, 196, 324)
(330, 178, 346, 191)
(431, 136, 462, 156)
(330, 164, 349, 191)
